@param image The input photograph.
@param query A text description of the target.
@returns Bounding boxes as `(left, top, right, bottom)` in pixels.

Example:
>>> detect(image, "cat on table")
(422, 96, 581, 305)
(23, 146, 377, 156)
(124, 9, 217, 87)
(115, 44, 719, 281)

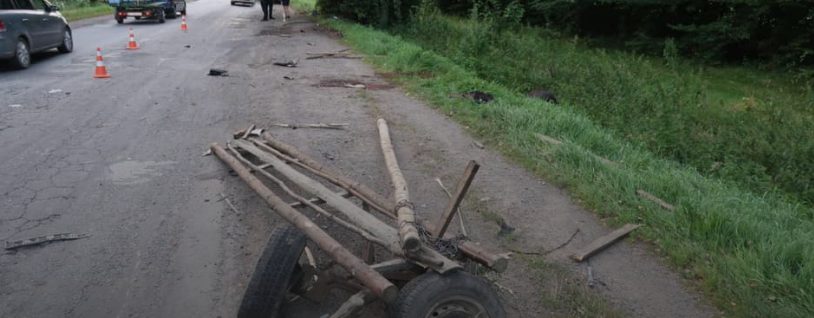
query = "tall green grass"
(394, 14, 814, 208)
(55, 0, 113, 22)
(323, 17, 814, 317)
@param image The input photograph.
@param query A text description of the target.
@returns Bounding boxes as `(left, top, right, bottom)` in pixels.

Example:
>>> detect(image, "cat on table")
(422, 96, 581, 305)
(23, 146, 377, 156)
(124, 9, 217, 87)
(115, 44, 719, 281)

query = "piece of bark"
(571, 224, 641, 262)
(432, 161, 479, 238)
(210, 143, 397, 301)
(376, 118, 422, 253)
(636, 190, 675, 211)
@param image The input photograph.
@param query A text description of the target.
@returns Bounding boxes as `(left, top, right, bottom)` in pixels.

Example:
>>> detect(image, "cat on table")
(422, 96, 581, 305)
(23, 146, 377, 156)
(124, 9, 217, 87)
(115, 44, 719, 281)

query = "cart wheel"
(238, 225, 307, 318)
(389, 270, 506, 318)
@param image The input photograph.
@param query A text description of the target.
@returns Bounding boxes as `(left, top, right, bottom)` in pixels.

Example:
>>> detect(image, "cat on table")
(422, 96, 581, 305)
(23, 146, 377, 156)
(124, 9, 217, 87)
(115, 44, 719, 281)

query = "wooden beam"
(328, 289, 375, 318)
(376, 118, 421, 253)
(636, 190, 675, 211)
(288, 189, 351, 208)
(432, 161, 480, 238)
(210, 143, 397, 301)
(571, 224, 641, 262)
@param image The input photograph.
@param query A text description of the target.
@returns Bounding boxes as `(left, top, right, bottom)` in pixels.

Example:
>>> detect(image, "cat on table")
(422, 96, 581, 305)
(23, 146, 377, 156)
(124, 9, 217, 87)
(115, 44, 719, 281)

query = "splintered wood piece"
(571, 224, 641, 262)
(210, 143, 397, 301)
(240, 124, 255, 139)
(270, 123, 349, 129)
(288, 189, 351, 208)
(5, 233, 90, 250)
(435, 178, 468, 237)
(432, 161, 479, 238)
(534, 133, 563, 145)
(534, 133, 616, 166)
(636, 190, 676, 211)
(376, 118, 421, 253)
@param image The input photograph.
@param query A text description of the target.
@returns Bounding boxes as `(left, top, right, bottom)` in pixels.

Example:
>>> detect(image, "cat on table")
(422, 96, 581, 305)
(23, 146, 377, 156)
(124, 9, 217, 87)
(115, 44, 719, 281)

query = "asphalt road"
(0, 1, 276, 317)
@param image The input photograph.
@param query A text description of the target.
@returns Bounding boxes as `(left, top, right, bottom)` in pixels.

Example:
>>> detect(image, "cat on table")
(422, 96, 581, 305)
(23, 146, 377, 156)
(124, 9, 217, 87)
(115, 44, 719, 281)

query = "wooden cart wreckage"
(211, 119, 511, 318)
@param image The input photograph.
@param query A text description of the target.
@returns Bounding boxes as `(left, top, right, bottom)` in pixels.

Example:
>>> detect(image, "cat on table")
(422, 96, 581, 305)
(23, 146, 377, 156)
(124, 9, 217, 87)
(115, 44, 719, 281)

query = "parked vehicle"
(109, 0, 186, 24)
(0, 0, 72, 69)
(231, 0, 254, 7)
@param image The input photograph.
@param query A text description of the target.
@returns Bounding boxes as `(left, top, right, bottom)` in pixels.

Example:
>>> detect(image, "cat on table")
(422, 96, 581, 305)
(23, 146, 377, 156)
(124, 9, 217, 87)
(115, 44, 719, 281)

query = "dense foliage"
(319, 0, 814, 68)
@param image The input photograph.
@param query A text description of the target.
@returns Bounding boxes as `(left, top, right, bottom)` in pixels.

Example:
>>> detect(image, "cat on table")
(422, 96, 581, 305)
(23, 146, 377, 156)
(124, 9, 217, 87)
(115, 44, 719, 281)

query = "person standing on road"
(280, 0, 291, 21)
(260, 0, 274, 21)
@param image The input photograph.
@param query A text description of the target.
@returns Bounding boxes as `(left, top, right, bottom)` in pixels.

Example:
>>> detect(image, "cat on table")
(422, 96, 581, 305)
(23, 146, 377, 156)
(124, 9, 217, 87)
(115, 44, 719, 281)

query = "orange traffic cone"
(180, 15, 188, 32)
(127, 28, 139, 50)
(94, 47, 111, 79)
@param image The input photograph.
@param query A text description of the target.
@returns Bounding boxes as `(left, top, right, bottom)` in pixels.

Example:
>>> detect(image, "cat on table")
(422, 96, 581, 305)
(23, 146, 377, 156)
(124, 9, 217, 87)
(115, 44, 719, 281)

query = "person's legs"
(259, 0, 269, 20)
(280, 0, 290, 19)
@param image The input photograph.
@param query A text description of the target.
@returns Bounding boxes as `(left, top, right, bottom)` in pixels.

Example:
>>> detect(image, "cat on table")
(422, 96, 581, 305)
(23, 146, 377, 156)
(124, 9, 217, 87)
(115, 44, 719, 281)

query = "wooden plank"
(288, 189, 351, 208)
(636, 190, 675, 211)
(210, 143, 397, 301)
(571, 224, 641, 262)
(431, 161, 480, 238)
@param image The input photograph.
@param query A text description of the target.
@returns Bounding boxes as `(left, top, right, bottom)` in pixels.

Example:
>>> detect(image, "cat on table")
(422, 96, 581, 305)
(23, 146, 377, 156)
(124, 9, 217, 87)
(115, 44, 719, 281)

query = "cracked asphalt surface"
(1, 1, 717, 317)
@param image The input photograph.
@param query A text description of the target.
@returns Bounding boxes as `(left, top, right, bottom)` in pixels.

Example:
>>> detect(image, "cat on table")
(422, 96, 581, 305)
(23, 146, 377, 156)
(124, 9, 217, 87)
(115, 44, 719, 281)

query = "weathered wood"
(5, 233, 90, 250)
(210, 143, 397, 301)
(636, 190, 675, 211)
(432, 161, 479, 238)
(258, 134, 395, 218)
(288, 189, 351, 208)
(571, 224, 641, 262)
(376, 118, 422, 253)
(329, 289, 375, 318)
(457, 241, 510, 273)
(232, 139, 460, 273)
(227, 144, 388, 247)
(434, 178, 468, 237)
(260, 133, 507, 272)
(240, 124, 255, 139)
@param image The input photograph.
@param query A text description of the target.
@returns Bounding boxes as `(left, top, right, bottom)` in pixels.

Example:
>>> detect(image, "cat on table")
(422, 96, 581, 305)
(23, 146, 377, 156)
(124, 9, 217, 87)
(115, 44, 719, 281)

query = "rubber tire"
(238, 225, 307, 318)
(230, 1, 235, 5)
(167, 8, 177, 19)
(389, 270, 506, 318)
(116, 17, 124, 24)
(57, 29, 73, 53)
(10, 38, 30, 69)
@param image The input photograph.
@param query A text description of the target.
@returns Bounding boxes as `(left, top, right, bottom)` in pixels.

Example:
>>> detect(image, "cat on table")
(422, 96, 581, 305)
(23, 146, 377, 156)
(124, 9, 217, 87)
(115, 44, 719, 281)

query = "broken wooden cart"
(211, 119, 510, 318)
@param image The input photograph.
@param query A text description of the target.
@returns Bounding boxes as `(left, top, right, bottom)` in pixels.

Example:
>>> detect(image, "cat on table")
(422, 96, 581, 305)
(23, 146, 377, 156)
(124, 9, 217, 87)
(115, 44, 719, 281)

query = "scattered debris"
(462, 91, 494, 104)
(344, 83, 366, 89)
(219, 193, 241, 214)
(8, 104, 22, 108)
(241, 124, 256, 139)
(307, 42, 314, 46)
(571, 224, 640, 262)
(48, 89, 63, 94)
(315, 79, 394, 90)
(5, 233, 90, 250)
(473, 141, 485, 149)
(534, 133, 616, 166)
(636, 189, 676, 211)
(587, 264, 595, 288)
(270, 123, 349, 130)
(273, 59, 298, 67)
(528, 89, 558, 104)
(276, 34, 293, 38)
(184, 45, 191, 48)
(283, 76, 295, 80)
(510, 228, 580, 256)
(202, 149, 212, 156)
(208, 68, 229, 76)
(497, 220, 515, 237)
(306, 49, 361, 60)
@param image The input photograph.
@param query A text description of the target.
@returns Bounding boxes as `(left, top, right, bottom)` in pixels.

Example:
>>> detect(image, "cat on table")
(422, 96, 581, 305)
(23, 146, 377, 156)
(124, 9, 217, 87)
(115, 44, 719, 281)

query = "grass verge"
(59, 3, 113, 22)
(321, 18, 814, 318)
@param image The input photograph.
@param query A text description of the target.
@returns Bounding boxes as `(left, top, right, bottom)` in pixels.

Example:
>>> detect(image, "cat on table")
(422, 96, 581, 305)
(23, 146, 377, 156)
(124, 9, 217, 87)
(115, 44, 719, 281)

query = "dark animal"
(528, 89, 558, 104)
(463, 91, 494, 104)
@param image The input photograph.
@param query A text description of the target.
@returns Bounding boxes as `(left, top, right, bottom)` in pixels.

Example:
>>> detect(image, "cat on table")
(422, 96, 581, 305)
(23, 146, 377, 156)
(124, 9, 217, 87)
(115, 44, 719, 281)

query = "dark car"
(0, 0, 72, 69)
(112, 0, 186, 24)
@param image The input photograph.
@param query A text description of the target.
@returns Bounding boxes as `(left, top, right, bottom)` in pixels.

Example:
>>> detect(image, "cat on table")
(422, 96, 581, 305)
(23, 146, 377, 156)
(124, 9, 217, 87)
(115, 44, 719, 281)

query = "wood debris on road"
(5, 233, 90, 250)
(571, 224, 640, 262)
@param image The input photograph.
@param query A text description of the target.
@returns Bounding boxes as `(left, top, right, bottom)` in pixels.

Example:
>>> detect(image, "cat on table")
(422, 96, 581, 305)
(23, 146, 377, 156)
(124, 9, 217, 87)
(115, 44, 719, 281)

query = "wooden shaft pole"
(210, 143, 397, 302)
(432, 161, 480, 238)
(376, 118, 422, 253)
